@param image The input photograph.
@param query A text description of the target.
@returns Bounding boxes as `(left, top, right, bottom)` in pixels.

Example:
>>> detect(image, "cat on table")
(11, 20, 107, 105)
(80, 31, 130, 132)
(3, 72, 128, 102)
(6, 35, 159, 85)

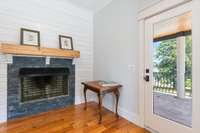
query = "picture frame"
(20, 28, 40, 47)
(59, 35, 73, 50)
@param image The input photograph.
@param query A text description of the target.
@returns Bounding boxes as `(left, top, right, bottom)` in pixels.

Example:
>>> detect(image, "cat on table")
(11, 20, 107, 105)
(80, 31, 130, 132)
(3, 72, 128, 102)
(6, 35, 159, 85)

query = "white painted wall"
(94, 0, 141, 124)
(139, 0, 162, 11)
(0, 0, 93, 122)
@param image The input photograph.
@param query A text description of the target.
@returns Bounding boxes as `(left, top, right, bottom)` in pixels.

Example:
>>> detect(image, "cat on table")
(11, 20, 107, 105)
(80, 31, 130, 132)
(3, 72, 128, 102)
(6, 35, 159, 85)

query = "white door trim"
(145, 3, 192, 133)
(138, 19, 145, 128)
(138, 0, 200, 132)
(191, 0, 200, 132)
(138, 0, 192, 20)
(138, 0, 192, 128)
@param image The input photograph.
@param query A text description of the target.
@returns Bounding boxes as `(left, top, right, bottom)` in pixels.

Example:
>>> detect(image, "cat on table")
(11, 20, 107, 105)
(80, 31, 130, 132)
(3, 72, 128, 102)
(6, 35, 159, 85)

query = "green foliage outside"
(154, 35, 192, 91)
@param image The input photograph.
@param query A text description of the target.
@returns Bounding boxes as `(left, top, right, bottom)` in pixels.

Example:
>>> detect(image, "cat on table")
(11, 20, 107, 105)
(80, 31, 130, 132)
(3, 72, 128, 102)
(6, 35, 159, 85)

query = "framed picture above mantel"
(20, 28, 40, 47)
(59, 35, 73, 50)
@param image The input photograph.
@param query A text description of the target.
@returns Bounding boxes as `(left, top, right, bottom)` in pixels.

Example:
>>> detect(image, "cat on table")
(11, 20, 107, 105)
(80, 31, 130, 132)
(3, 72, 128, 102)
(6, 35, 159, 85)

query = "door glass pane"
(153, 12, 192, 127)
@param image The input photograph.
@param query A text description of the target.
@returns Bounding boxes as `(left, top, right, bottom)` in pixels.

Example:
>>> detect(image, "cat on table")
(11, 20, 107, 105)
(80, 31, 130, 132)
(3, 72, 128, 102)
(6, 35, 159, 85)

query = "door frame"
(138, 0, 200, 132)
(145, 3, 192, 133)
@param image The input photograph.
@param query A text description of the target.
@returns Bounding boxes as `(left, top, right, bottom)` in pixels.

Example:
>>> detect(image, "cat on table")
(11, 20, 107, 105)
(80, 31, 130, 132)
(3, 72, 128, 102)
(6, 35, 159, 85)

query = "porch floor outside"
(153, 92, 192, 127)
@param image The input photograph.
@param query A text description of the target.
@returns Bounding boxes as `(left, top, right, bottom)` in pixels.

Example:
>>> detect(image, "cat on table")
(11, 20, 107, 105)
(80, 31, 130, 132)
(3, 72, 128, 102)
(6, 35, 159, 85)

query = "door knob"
(144, 75, 150, 82)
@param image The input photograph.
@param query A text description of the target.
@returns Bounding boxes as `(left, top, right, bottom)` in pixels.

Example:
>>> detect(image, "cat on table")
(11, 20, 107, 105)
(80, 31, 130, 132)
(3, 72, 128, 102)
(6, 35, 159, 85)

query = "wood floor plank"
(0, 102, 150, 133)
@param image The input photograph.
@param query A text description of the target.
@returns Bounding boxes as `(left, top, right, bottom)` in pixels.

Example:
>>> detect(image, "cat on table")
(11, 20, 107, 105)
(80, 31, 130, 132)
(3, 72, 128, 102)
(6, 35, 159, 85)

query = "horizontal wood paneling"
(0, 63, 7, 122)
(0, 0, 93, 122)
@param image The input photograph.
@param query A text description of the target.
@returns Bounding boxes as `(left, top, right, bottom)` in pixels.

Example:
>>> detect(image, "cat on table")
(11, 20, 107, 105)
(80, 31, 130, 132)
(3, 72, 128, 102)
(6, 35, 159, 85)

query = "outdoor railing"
(153, 72, 192, 97)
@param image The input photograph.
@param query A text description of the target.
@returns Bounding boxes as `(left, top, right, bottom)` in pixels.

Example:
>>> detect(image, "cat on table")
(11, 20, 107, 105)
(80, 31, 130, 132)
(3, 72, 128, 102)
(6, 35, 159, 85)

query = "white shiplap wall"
(0, 55, 7, 122)
(0, 0, 93, 122)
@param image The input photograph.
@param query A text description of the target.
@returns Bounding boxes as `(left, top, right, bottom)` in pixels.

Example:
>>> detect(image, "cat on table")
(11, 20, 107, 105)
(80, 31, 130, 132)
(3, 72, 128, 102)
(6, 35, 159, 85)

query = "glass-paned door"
(144, 2, 195, 133)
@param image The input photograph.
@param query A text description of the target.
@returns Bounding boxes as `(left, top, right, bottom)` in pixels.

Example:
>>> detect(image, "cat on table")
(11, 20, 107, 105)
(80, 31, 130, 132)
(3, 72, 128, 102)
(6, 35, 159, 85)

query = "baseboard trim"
(88, 97, 143, 128)
(0, 118, 7, 123)
(104, 102, 142, 127)
(75, 95, 94, 105)
(90, 94, 143, 127)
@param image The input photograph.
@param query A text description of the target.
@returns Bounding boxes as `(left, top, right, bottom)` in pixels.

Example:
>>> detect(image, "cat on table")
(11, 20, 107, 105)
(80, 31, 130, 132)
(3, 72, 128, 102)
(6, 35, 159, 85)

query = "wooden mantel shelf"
(0, 43, 80, 58)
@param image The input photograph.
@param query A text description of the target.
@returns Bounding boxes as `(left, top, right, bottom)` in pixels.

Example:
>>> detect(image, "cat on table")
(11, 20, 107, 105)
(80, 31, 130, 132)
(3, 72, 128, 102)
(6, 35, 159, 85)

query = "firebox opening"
(19, 68, 69, 103)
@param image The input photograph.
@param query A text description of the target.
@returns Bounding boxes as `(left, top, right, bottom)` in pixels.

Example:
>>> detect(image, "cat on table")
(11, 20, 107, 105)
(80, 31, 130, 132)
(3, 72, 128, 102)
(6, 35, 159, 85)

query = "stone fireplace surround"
(7, 56, 75, 119)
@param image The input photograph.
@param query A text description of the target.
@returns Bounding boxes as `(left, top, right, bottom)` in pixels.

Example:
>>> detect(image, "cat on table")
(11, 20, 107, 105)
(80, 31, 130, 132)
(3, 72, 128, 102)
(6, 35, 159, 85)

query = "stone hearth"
(7, 56, 75, 119)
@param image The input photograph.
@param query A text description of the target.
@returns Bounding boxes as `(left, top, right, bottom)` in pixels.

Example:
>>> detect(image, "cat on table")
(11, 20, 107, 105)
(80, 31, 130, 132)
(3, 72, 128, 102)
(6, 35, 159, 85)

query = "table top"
(82, 80, 122, 93)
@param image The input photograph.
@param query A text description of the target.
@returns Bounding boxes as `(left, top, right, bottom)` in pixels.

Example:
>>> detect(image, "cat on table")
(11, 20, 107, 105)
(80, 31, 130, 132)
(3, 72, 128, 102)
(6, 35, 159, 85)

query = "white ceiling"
(139, 0, 161, 11)
(66, 0, 113, 13)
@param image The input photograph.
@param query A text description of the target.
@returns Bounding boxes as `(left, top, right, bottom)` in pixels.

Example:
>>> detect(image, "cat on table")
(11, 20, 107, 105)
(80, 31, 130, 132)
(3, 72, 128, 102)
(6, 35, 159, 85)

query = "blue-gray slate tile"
(7, 56, 75, 119)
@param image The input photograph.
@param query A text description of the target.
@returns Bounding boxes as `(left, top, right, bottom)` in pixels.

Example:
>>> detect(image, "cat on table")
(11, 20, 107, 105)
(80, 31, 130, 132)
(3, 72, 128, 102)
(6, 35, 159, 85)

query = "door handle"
(144, 75, 150, 82)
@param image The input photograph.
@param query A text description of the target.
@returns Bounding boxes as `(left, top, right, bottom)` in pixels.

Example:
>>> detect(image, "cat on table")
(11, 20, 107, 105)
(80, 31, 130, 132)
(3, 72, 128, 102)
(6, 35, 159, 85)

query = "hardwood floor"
(0, 102, 150, 133)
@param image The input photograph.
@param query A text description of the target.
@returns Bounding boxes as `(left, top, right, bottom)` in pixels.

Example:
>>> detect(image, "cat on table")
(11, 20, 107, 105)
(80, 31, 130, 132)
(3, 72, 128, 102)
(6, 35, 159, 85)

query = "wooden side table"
(81, 81, 122, 124)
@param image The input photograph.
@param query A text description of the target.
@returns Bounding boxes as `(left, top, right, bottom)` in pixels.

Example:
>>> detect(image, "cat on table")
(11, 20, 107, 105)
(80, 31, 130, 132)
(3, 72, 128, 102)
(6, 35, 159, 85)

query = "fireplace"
(7, 56, 75, 119)
(19, 68, 69, 103)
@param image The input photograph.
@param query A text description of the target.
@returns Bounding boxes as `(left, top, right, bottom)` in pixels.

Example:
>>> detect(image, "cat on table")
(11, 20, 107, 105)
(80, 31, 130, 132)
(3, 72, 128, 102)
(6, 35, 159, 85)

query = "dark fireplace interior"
(19, 68, 69, 103)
